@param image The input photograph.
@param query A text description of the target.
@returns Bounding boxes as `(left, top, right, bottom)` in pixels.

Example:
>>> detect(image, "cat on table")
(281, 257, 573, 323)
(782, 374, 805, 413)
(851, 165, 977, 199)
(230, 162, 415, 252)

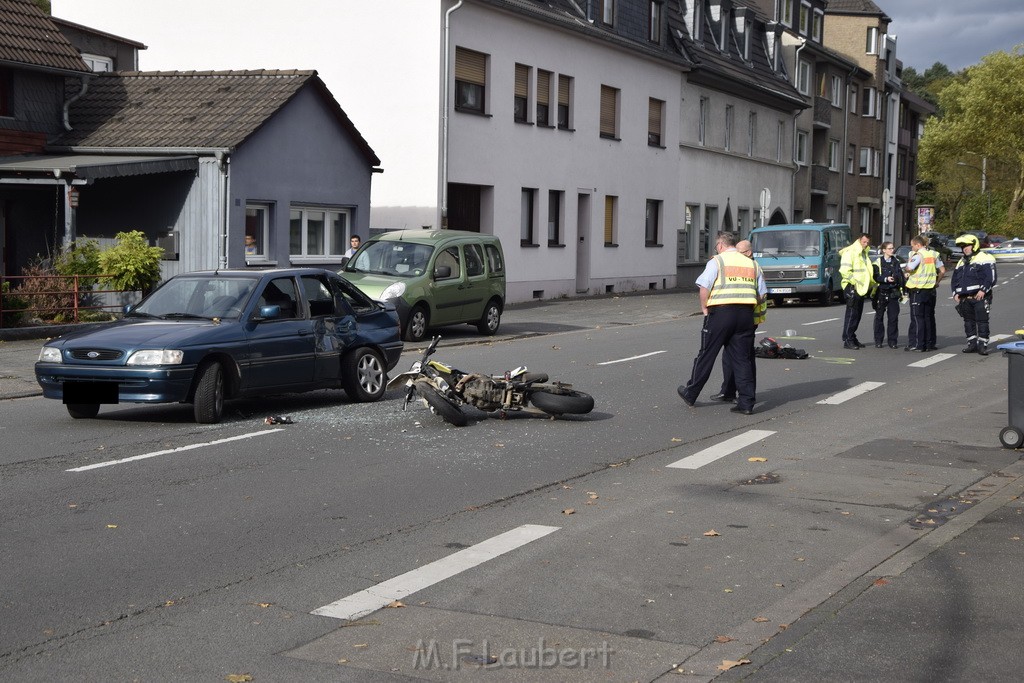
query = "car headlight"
(805, 269, 818, 279)
(380, 282, 407, 301)
(38, 346, 63, 363)
(126, 349, 184, 366)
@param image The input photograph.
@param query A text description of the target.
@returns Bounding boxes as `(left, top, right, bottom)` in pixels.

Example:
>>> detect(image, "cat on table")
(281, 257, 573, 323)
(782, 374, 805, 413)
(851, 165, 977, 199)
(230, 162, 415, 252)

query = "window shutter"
(558, 75, 570, 106)
(455, 47, 486, 85)
(515, 64, 528, 99)
(604, 196, 615, 244)
(648, 98, 662, 139)
(537, 70, 550, 106)
(600, 85, 616, 137)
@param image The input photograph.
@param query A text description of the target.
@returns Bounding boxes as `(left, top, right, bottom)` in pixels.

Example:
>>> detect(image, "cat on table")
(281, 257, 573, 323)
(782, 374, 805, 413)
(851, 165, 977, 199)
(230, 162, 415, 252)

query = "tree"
(919, 46, 1024, 232)
(98, 231, 165, 295)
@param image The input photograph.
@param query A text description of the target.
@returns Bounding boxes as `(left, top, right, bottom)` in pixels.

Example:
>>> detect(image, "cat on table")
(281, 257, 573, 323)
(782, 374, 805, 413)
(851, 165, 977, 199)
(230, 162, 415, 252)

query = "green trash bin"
(997, 341, 1024, 448)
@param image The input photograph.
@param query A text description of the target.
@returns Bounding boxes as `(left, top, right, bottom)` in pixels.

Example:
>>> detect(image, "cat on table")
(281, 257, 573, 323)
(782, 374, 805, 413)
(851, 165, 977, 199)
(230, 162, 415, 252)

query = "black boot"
(962, 342, 977, 354)
(977, 342, 989, 356)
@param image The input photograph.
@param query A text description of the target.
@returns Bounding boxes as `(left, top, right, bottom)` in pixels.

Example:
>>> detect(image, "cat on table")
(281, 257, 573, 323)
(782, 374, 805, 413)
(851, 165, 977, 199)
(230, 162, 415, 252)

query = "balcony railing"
(813, 97, 832, 128)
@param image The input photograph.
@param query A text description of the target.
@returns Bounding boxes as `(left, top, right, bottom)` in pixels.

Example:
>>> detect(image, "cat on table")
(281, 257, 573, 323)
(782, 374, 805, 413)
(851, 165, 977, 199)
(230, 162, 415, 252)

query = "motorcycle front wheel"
(415, 381, 468, 427)
(528, 389, 595, 416)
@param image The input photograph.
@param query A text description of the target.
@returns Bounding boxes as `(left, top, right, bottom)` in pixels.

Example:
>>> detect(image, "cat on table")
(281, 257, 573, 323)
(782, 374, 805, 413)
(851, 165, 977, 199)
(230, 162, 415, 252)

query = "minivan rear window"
(485, 244, 504, 274)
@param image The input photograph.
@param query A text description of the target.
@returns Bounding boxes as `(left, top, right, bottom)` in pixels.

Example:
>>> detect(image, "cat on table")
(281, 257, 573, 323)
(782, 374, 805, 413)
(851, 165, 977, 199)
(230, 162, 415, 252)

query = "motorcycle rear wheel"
(415, 382, 468, 427)
(529, 389, 595, 415)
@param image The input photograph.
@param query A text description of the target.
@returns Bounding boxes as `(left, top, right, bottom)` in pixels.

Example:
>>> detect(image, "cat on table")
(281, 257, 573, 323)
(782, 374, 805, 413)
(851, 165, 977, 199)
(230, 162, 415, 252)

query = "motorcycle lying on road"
(386, 336, 595, 427)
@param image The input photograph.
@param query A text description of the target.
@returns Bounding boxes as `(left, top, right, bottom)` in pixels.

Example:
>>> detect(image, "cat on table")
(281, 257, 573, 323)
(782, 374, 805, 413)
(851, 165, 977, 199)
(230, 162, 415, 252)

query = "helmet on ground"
(759, 337, 780, 353)
(955, 234, 980, 250)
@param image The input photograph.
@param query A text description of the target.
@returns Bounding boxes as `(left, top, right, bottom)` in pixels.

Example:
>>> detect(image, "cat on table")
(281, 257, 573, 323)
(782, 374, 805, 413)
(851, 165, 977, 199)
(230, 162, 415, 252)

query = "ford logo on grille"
(87, 351, 100, 359)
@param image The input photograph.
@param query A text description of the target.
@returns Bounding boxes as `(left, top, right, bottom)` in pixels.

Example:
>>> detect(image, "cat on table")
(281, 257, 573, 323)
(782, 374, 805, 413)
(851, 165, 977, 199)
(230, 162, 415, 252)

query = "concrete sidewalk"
(0, 289, 702, 401)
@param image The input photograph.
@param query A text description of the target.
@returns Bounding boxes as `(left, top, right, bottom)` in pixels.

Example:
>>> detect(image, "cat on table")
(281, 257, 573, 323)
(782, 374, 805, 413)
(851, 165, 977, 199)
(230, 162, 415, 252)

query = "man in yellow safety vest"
(839, 233, 873, 349)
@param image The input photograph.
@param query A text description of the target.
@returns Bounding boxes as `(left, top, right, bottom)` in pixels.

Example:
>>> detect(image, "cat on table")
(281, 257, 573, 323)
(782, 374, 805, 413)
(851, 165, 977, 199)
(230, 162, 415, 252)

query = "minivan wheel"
(405, 305, 429, 343)
(477, 299, 502, 335)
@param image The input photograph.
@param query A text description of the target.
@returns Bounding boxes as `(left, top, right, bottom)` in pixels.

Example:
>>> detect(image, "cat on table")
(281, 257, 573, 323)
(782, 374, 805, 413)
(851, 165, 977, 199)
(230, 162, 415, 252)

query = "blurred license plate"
(63, 381, 119, 404)
(770, 288, 793, 294)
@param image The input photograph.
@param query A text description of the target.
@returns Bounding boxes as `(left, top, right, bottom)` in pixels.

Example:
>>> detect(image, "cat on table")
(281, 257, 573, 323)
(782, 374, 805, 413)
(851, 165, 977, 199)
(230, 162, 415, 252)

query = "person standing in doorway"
(839, 233, 873, 349)
(679, 232, 766, 415)
(872, 241, 905, 348)
(712, 240, 765, 402)
(951, 233, 996, 355)
(903, 234, 946, 352)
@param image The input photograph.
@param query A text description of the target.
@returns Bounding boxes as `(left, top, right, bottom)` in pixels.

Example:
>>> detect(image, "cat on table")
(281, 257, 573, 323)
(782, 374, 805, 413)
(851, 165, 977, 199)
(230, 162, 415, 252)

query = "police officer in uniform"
(872, 241, 905, 348)
(712, 240, 766, 402)
(951, 233, 997, 354)
(839, 233, 873, 349)
(903, 234, 945, 351)
(679, 232, 766, 415)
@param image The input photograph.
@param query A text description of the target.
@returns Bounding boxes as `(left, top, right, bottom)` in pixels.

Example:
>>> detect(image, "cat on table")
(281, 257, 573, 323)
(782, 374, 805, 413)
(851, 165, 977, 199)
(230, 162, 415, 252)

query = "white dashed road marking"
(907, 353, 956, 368)
(311, 524, 560, 621)
(803, 318, 840, 326)
(816, 381, 885, 405)
(66, 429, 285, 472)
(666, 429, 776, 470)
(598, 350, 667, 365)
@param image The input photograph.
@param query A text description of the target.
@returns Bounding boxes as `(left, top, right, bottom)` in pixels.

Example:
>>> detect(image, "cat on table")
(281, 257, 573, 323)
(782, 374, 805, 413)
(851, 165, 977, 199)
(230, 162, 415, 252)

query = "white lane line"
(312, 524, 560, 621)
(907, 353, 956, 368)
(816, 381, 885, 405)
(991, 334, 1012, 343)
(803, 318, 840, 326)
(666, 429, 776, 470)
(597, 350, 667, 365)
(66, 429, 285, 472)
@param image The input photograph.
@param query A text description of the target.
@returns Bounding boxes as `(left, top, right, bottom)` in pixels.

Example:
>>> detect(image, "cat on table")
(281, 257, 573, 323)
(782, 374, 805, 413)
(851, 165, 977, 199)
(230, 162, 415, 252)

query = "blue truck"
(749, 222, 852, 306)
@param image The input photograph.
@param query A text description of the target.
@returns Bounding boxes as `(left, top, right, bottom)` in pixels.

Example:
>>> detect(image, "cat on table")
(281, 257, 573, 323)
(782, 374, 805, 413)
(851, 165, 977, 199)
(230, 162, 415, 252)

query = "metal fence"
(0, 274, 140, 328)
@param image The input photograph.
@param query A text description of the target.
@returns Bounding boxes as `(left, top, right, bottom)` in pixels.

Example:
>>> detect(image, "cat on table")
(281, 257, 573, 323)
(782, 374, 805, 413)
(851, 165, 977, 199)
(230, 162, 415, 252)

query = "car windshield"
(132, 276, 259, 320)
(751, 230, 820, 257)
(344, 241, 435, 278)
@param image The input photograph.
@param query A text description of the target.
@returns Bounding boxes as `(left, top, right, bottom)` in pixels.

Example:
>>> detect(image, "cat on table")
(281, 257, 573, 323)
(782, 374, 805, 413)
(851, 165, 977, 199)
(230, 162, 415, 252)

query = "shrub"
(53, 238, 103, 289)
(98, 230, 164, 294)
(15, 263, 77, 323)
(1, 280, 27, 326)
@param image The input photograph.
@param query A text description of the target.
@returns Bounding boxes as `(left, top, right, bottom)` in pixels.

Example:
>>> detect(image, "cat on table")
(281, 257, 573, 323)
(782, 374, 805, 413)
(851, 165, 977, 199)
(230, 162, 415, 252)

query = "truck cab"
(750, 222, 851, 306)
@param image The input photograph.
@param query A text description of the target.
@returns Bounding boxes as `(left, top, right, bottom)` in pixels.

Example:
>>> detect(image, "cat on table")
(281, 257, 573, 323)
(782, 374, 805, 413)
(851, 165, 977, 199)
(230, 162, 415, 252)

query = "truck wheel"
(818, 280, 834, 306)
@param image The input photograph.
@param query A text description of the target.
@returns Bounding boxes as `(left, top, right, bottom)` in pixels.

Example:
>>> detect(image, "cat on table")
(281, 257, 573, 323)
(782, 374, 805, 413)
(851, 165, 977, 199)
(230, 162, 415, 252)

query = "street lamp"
(956, 154, 990, 220)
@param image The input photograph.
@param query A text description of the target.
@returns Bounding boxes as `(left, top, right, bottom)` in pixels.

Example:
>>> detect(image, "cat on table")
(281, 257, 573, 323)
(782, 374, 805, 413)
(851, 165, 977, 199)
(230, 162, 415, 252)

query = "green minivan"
(341, 229, 506, 342)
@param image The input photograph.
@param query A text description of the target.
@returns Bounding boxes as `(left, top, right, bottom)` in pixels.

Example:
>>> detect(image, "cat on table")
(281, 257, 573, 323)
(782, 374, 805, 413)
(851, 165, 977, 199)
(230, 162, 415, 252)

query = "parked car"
(962, 230, 992, 248)
(342, 229, 506, 342)
(983, 238, 1024, 262)
(945, 237, 965, 262)
(895, 245, 912, 263)
(35, 268, 403, 423)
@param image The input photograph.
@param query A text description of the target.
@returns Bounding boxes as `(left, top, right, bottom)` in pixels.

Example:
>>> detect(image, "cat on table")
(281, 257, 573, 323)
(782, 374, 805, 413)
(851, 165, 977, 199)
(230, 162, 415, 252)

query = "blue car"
(35, 268, 403, 423)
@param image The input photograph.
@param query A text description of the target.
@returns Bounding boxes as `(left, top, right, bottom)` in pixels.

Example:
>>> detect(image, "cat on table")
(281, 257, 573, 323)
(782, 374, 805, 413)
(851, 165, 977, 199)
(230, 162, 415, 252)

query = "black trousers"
(720, 326, 758, 397)
(873, 291, 900, 346)
(907, 288, 937, 350)
(957, 294, 991, 346)
(682, 304, 756, 410)
(842, 286, 866, 343)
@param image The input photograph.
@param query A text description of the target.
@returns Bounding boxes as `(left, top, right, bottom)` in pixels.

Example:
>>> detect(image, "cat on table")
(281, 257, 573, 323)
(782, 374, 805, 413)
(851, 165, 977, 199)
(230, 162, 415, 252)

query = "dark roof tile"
(0, 0, 89, 72)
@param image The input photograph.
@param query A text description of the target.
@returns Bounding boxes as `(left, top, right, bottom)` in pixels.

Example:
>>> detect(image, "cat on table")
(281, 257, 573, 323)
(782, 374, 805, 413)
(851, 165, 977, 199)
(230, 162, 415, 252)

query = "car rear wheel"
(67, 403, 100, 419)
(342, 347, 387, 402)
(193, 361, 225, 424)
(405, 305, 429, 343)
(476, 299, 502, 335)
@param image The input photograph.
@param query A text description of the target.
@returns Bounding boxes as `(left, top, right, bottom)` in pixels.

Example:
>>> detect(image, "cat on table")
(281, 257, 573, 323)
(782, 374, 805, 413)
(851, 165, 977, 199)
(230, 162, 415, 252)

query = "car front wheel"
(193, 361, 225, 424)
(67, 403, 100, 419)
(405, 305, 429, 343)
(342, 347, 387, 402)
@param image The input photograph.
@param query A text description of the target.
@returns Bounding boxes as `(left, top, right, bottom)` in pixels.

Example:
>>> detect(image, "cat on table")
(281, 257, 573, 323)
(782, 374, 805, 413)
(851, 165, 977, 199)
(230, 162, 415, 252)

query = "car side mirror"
(434, 265, 452, 280)
(254, 304, 281, 321)
(123, 303, 135, 314)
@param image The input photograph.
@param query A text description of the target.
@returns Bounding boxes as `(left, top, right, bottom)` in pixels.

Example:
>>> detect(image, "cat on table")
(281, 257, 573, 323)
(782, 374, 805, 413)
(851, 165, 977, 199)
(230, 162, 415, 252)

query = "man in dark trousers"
(712, 240, 765, 402)
(951, 233, 997, 354)
(903, 234, 946, 351)
(872, 241, 905, 348)
(678, 232, 766, 415)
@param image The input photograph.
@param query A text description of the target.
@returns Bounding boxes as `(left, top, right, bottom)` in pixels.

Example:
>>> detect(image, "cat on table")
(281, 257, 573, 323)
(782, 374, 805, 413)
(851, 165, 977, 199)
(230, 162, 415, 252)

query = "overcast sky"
(50, 1, 1024, 207)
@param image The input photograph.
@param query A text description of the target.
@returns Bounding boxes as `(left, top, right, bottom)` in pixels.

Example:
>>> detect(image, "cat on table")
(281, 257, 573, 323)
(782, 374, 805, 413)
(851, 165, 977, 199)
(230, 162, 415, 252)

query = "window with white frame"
(797, 59, 811, 95)
(796, 129, 808, 165)
(289, 206, 349, 259)
(828, 139, 840, 171)
(81, 53, 113, 72)
(600, 0, 615, 25)
(699, 97, 708, 145)
(245, 204, 270, 260)
(799, 1, 810, 35)
(830, 75, 842, 107)
(557, 74, 573, 129)
(536, 69, 552, 126)
(874, 150, 882, 178)
(648, 97, 664, 146)
(521, 188, 537, 246)
(748, 111, 757, 156)
(848, 84, 858, 114)
(859, 205, 871, 231)
(847, 143, 855, 174)
(724, 105, 734, 151)
(780, 0, 794, 26)
(649, 0, 662, 42)
(455, 47, 487, 114)
(514, 63, 530, 123)
(862, 86, 876, 117)
(859, 147, 872, 175)
(865, 26, 878, 54)
(645, 199, 662, 246)
(599, 84, 619, 139)
(548, 190, 563, 245)
(812, 9, 823, 42)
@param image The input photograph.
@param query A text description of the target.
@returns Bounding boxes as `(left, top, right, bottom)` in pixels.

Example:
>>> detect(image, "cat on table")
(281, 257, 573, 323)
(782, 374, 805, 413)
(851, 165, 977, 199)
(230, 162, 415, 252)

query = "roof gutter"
(45, 146, 231, 156)
(441, 0, 464, 228)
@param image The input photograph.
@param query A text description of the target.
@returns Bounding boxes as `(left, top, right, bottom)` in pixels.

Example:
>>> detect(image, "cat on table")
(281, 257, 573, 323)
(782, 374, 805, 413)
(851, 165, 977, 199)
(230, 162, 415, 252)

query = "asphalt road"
(2, 275, 1024, 682)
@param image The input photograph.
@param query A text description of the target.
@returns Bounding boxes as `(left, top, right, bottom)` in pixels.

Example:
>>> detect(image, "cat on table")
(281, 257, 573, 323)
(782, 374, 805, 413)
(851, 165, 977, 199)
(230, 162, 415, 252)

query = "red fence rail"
(0, 274, 139, 328)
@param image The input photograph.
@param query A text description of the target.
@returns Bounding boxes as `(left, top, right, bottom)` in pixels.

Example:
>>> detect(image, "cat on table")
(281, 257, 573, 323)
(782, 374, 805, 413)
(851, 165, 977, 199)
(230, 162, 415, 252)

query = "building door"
(575, 193, 591, 294)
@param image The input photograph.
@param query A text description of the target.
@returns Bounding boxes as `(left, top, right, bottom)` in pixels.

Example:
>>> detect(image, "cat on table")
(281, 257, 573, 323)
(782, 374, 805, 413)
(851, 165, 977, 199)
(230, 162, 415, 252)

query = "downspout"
(840, 63, 857, 225)
(790, 38, 807, 223)
(62, 74, 90, 131)
(216, 151, 230, 269)
(441, 0, 464, 229)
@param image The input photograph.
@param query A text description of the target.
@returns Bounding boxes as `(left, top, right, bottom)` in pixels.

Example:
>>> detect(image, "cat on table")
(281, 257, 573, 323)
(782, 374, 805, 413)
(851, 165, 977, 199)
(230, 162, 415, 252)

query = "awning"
(0, 154, 199, 182)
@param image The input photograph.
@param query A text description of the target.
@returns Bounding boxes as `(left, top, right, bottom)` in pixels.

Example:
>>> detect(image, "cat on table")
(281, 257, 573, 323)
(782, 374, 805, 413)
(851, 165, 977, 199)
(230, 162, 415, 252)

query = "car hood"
(342, 272, 401, 299)
(47, 319, 243, 349)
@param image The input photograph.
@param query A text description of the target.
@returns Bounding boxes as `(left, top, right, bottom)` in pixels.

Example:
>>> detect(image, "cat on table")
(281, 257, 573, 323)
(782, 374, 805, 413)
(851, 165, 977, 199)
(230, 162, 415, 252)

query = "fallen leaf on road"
(671, 437, 683, 442)
(106, 524, 118, 529)
(873, 578, 889, 587)
(562, 508, 575, 515)
(717, 659, 751, 671)
(1011, 536, 1021, 541)
(386, 600, 406, 608)
(753, 616, 770, 623)
(703, 529, 721, 537)
(257, 603, 272, 608)
(714, 635, 735, 643)
(748, 457, 767, 462)
(353, 643, 368, 648)
(225, 675, 253, 683)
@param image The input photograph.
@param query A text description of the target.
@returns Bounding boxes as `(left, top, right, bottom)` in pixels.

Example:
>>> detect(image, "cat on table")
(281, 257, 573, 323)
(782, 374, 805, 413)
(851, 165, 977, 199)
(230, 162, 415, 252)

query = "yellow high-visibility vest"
(906, 248, 938, 289)
(707, 251, 758, 306)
